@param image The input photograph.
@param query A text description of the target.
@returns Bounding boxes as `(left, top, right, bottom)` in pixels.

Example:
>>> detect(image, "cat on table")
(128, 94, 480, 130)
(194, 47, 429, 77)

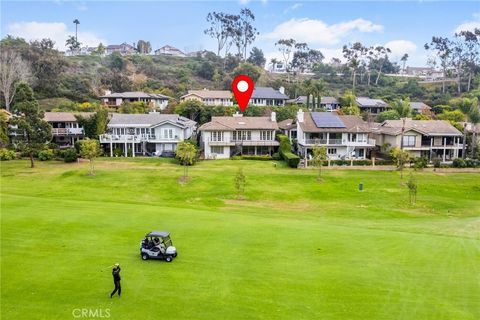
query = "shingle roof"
(356, 97, 389, 108)
(321, 97, 339, 104)
(198, 116, 278, 131)
(181, 90, 232, 100)
(100, 92, 170, 100)
(44, 112, 94, 122)
(410, 102, 431, 111)
(299, 112, 371, 133)
(287, 96, 338, 105)
(107, 113, 196, 127)
(378, 119, 461, 136)
(278, 119, 296, 130)
(251, 87, 289, 100)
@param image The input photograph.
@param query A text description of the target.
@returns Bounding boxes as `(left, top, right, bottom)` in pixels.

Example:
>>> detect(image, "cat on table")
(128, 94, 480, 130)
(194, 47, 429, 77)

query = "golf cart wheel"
(173, 253, 177, 258)
(141, 253, 149, 260)
(165, 256, 173, 262)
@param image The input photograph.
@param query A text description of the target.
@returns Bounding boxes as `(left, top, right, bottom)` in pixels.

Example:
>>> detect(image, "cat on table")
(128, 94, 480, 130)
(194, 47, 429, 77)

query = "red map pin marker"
(232, 75, 254, 113)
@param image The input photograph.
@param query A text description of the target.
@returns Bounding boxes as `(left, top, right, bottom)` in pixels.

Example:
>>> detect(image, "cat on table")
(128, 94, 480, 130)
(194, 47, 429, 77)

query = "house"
(296, 110, 375, 160)
(356, 97, 390, 114)
(269, 62, 286, 73)
(198, 112, 279, 159)
(106, 43, 136, 55)
(404, 67, 444, 80)
(180, 89, 233, 106)
(44, 112, 92, 147)
(154, 45, 186, 57)
(99, 92, 170, 110)
(372, 119, 464, 161)
(187, 50, 215, 58)
(289, 96, 340, 111)
(410, 102, 432, 114)
(250, 87, 289, 106)
(99, 113, 196, 157)
(278, 119, 297, 141)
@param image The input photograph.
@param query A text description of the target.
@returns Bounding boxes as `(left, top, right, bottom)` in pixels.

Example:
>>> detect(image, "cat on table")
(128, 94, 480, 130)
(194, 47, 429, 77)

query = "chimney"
(233, 112, 243, 118)
(297, 109, 304, 123)
(279, 86, 285, 95)
(271, 111, 276, 122)
(104, 89, 112, 95)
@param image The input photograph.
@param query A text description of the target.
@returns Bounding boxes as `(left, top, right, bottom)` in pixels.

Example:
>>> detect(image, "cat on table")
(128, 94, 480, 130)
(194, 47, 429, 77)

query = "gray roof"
(378, 119, 461, 136)
(356, 97, 389, 108)
(146, 231, 170, 238)
(107, 113, 196, 128)
(287, 96, 338, 105)
(100, 91, 170, 100)
(251, 87, 289, 100)
(410, 102, 431, 111)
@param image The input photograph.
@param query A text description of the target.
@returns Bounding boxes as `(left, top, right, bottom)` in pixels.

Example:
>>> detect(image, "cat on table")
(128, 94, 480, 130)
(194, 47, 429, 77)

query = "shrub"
(231, 155, 272, 161)
(465, 158, 480, 168)
(0, 148, 16, 161)
(113, 148, 123, 157)
(282, 152, 300, 168)
(413, 157, 428, 169)
(452, 158, 467, 168)
(432, 158, 441, 168)
(63, 148, 78, 163)
(38, 149, 54, 161)
(272, 152, 281, 160)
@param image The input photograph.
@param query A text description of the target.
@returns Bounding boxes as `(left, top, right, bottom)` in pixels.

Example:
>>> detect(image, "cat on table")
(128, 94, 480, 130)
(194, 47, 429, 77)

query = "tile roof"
(299, 112, 371, 133)
(377, 119, 462, 136)
(181, 90, 232, 100)
(251, 87, 289, 100)
(199, 115, 278, 131)
(44, 112, 94, 122)
(100, 92, 170, 99)
(107, 113, 196, 127)
(410, 102, 432, 111)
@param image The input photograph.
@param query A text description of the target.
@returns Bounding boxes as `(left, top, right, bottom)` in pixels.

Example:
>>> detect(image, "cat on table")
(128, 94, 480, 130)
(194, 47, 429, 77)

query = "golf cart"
(140, 231, 177, 262)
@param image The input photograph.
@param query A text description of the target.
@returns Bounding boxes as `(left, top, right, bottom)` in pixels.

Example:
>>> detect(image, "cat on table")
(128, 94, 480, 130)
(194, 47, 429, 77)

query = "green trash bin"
(359, 183, 363, 192)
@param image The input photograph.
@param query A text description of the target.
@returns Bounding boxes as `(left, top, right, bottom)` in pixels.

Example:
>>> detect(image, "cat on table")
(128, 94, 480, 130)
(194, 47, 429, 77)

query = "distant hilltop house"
(99, 113, 196, 157)
(187, 50, 215, 58)
(65, 46, 98, 56)
(199, 112, 279, 159)
(250, 87, 289, 106)
(403, 67, 444, 80)
(100, 91, 170, 110)
(269, 62, 286, 73)
(180, 89, 233, 106)
(106, 43, 136, 55)
(410, 101, 432, 115)
(355, 97, 390, 114)
(155, 45, 186, 57)
(288, 96, 340, 111)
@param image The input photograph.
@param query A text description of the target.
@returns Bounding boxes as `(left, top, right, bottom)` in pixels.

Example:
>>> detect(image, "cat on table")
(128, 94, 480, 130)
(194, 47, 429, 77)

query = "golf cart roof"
(146, 231, 170, 238)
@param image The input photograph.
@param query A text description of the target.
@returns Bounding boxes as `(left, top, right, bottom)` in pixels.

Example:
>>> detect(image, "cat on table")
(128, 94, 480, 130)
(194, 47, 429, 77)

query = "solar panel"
(311, 112, 345, 128)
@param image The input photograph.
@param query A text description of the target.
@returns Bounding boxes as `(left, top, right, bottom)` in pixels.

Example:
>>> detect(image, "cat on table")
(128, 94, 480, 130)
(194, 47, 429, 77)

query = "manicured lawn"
(1, 159, 479, 319)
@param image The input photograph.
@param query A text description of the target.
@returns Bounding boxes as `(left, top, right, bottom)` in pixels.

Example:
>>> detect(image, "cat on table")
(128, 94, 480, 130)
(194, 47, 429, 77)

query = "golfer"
(110, 263, 121, 298)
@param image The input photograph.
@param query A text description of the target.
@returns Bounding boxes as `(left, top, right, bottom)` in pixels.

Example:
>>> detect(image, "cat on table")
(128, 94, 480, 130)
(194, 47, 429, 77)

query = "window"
(260, 131, 273, 140)
(234, 131, 251, 141)
(327, 148, 337, 155)
(211, 146, 223, 154)
(402, 135, 416, 147)
(210, 131, 223, 141)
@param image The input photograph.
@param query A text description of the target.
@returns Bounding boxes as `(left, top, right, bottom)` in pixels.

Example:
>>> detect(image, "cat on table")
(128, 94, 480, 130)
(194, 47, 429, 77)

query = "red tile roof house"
(198, 112, 279, 159)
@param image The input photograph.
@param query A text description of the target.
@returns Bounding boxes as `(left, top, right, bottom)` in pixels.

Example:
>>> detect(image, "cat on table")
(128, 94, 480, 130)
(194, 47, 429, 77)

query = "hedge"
(0, 148, 16, 161)
(38, 149, 54, 161)
(231, 155, 272, 161)
(282, 152, 300, 168)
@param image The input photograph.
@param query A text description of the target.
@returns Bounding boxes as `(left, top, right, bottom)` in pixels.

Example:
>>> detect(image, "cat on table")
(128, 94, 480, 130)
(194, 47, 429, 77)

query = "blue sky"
(1, 1, 479, 67)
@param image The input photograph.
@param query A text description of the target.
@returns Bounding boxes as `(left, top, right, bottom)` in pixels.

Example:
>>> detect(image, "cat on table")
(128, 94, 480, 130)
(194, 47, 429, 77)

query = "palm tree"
(269, 58, 278, 72)
(458, 98, 480, 158)
(311, 80, 325, 110)
(73, 19, 80, 43)
(392, 98, 413, 118)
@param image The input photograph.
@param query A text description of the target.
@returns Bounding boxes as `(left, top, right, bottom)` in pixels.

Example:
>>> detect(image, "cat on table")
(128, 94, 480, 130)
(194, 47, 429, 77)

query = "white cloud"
(262, 18, 383, 45)
(455, 13, 480, 33)
(284, 3, 302, 14)
(384, 40, 417, 61)
(7, 21, 106, 51)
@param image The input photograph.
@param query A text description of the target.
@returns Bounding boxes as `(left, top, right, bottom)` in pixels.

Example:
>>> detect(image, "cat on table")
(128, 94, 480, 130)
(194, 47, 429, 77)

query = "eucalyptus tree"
(400, 53, 409, 72)
(456, 29, 480, 92)
(425, 37, 453, 94)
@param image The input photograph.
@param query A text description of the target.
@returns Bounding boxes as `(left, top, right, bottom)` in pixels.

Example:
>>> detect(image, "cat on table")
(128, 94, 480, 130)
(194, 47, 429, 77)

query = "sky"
(1, 0, 479, 67)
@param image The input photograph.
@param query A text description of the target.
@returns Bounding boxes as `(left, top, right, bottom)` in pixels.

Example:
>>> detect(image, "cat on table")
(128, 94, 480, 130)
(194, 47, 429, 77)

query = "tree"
(234, 167, 246, 199)
(275, 38, 296, 80)
(406, 173, 417, 205)
(175, 99, 204, 122)
(66, 35, 81, 52)
(73, 19, 80, 43)
(176, 141, 197, 181)
(237, 8, 258, 60)
(312, 145, 327, 181)
(93, 43, 106, 55)
(204, 12, 238, 57)
(137, 40, 152, 54)
(0, 48, 31, 111)
(390, 147, 410, 179)
(197, 61, 215, 80)
(292, 46, 324, 74)
(425, 37, 453, 94)
(391, 98, 413, 118)
(79, 138, 101, 175)
(75, 110, 108, 139)
(0, 109, 9, 147)
(401, 53, 409, 72)
(343, 42, 365, 90)
(371, 46, 392, 85)
(339, 91, 360, 115)
(453, 97, 480, 157)
(377, 110, 401, 122)
(247, 47, 266, 67)
(232, 62, 262, 83)
(10, 83, 52, 168)
(456, 29, 480, 92)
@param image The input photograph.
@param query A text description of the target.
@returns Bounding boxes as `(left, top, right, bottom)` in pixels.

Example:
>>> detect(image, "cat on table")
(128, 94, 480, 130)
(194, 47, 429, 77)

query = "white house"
(99, 92, 170, 110)
(199, 113, 279, 159)
(250, 87, 289, 106)
(106, 43, 136, 55)
(180, 89, 233, 106)
(99, 113, 196, 157)
(154, 45, 186, 57)
(296, 110, 376, 160)
(44, 112, 92, 147)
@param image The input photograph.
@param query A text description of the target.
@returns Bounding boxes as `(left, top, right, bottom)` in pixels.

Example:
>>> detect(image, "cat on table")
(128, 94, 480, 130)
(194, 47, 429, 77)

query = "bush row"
(231, 155, 272, 161)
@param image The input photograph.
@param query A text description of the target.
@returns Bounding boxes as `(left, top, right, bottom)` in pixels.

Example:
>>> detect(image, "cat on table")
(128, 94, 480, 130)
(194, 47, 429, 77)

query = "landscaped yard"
(1, 158, 479, 319)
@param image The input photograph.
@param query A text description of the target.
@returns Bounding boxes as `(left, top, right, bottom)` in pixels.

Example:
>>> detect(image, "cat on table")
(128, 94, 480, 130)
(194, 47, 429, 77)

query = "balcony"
(206, 138, 279, 146)
(52, 128, 84, 135)
(304, 138, 343, 145)
(100, 134, 180, 143)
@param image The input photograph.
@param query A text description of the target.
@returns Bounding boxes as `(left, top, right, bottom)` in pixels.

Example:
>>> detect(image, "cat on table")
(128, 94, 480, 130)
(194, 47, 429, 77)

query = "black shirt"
(112, 267, 121, 281)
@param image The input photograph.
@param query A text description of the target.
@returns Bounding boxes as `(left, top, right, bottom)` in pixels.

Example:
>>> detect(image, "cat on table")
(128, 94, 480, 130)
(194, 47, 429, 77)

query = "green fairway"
(1, 159, 479, 319)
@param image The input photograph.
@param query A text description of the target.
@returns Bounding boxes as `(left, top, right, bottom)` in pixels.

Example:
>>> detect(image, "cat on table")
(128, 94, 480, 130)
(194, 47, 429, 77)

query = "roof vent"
(238, 121, 246, 125)
(232, 112, 243, 118)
